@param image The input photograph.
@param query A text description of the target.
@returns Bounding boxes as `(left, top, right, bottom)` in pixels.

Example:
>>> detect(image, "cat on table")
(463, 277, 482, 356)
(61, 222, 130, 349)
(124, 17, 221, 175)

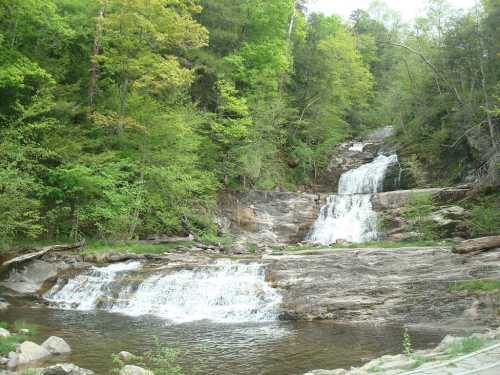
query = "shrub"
(401, 193, 439, 240)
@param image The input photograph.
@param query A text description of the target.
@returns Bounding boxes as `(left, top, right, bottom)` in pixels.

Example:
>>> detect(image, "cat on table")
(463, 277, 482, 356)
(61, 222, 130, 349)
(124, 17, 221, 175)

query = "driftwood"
(452, 236, 500, 254)
(138, 234, 194, 245)
(2, 240, 85, 268)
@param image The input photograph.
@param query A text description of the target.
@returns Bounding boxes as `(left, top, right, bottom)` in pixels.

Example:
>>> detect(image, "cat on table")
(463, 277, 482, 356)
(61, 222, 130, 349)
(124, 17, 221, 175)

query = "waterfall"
(44, 260, 282, 324)
(307, 154, 398, 245)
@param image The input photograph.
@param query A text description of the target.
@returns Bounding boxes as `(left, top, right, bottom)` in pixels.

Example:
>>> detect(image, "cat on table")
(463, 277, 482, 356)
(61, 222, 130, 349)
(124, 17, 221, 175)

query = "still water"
(1, 298, 448, 375)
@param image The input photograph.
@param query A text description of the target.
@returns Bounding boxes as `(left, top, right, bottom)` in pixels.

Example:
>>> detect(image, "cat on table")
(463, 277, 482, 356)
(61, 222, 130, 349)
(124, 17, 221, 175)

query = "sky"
(307, 0, 477, 21)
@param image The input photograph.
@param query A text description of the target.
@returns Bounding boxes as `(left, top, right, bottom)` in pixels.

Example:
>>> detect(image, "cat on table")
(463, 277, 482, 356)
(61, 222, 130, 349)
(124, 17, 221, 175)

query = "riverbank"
(304, 327, 500, 375)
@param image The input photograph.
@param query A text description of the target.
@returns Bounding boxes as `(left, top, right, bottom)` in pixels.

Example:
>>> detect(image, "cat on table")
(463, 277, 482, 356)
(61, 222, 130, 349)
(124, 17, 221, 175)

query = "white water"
(349, 142, 365, 152)
(307, 154, 398, 245)
(44, 261, 142, 310)
(44, 260, 282, 324)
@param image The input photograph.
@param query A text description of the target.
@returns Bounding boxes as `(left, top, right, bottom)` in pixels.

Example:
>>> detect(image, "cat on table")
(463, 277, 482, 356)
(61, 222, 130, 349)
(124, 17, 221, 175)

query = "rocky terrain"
(304, 327, 500, 375)
(265, 247, 500, 327)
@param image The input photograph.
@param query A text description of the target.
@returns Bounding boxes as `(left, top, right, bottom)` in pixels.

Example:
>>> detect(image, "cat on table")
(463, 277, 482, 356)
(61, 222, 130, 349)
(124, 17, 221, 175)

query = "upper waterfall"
(307, 154, 398, 245)
(44, 260, 282, 324)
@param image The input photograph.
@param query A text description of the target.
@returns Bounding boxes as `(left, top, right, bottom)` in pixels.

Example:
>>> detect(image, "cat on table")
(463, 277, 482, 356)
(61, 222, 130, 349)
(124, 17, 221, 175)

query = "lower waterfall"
(307, 154, 398, 244)
(44, 260, 282, 324)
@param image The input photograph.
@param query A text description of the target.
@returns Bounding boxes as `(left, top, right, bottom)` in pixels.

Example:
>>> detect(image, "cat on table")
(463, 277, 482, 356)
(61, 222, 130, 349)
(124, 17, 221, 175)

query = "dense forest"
(0, 0, 498, 245)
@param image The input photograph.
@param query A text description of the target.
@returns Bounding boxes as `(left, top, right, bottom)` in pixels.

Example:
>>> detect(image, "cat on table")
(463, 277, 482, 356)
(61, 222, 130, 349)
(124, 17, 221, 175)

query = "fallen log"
(452, 236, 500, 254)
(2, 240, 85, 268)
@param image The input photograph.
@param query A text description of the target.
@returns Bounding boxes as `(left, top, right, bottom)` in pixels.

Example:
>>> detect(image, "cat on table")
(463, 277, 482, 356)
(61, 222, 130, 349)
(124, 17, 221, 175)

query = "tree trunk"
(89, 8, 104, 107)
(452, 236, 500, 254)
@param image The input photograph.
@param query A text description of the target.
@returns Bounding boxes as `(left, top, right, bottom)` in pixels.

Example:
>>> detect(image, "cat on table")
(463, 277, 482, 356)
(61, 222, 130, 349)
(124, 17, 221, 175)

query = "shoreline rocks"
(303, 327, 500, 375)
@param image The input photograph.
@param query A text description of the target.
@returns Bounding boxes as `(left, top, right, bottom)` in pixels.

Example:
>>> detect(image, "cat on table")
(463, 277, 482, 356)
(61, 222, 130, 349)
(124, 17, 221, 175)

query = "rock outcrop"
(0, 260, 70, 294)
(266, 247, 500, 326)
(218, 191, 325, 244)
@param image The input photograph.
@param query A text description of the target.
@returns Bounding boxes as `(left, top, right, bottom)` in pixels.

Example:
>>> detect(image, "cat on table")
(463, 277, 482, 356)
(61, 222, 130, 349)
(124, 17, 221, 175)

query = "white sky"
(307, 0, 477, 21)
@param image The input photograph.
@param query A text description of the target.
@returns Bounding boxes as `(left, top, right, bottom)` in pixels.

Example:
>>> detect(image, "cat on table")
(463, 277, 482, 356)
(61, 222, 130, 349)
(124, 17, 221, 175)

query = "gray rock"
(118, 351, 134, 362)
(266, 247, 500, 325)
(7, 341, 51, 368)
(0, 328, 10, 337)
(119, 365, 153, 375)
(0, 260, 70, 294)
(41, 363, 95, 375)
(218, 191, 324, 244)
(42, 336, 72, 355)
(0, 298, 9, 311)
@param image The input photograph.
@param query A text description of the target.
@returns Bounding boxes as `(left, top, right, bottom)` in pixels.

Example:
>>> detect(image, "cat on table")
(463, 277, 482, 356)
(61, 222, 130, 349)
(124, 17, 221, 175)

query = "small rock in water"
(42, 336, 72, 355)
(0, 356, 8, 365)
(19, 328, 30, 335)
(0, 328, 10, 337)
(119, 365, 153, 375)
(41, 363, 95, 375)
(118, 351, 134, 362)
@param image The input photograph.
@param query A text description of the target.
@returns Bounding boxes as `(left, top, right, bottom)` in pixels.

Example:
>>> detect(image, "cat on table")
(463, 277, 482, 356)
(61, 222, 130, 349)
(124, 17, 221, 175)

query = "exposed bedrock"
(265, 248, 500, 327)
(218, 186, 471, 244)
(217, 191, 325, 244)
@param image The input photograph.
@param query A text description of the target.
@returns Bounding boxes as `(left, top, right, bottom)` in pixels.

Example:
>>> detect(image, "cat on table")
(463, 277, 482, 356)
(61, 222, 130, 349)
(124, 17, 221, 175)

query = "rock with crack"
(7, 341, 51, 369)
(41, 336, 72, 355)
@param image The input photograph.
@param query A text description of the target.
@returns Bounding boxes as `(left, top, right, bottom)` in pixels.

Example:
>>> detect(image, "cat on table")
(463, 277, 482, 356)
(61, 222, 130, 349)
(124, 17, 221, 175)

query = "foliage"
(446, 336, 487, 356)
(0, 335, 25, 354)
(401, 193, 439, 240)
(402, 328, 413, 357)
(13, 321, 38, 336)
(112, 340, 185, 375)
(449, 279, 500, 293)
(466, 192, 500, 236)
(83, 240, 195, 255)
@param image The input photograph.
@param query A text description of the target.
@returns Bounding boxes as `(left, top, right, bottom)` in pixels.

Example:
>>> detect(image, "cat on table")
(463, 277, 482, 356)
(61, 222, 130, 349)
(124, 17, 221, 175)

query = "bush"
(467, 193, 500, 236)
(113, 340, 185, 375)
(401, 193, 439, 240)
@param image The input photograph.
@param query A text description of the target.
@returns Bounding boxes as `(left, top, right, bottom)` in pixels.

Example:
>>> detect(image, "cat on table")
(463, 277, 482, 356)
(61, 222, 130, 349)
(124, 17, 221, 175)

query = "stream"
(0, 298, 448, 375)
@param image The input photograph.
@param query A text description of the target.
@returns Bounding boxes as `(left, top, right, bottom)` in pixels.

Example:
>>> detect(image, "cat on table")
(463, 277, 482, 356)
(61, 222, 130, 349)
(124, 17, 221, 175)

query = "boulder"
(7, 341, 51, 368)
(0, 328, 10, 337)
(42, 336, 72, 355)
(0, 298, 9, 311)
(118, 351, 134, 362)
(119, 365, 153, 375)
(41, 363, 95, 375)
(0, 260, 69, 294)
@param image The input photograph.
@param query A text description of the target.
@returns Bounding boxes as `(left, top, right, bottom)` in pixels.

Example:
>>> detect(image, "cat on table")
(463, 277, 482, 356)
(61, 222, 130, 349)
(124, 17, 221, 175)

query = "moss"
(446, 336, 487, 356)
(83, 240, 196, 255)
(449, 279, 500, 293)
(0, 335, 25, 354)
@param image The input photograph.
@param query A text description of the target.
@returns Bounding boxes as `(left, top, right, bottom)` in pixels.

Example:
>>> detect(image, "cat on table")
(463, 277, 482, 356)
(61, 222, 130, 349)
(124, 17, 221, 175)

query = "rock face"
(7, 341, 51, 368)
(317, 126, 399, 192)
(119, 365, 153, 375)
(266, 247, 500, 326)
(0, 328, 10, 337)
(42, 336, 72, 355)
(220, 187, 472, 245)
(0, 260, 70, 294)
(218, 191, 325, 244)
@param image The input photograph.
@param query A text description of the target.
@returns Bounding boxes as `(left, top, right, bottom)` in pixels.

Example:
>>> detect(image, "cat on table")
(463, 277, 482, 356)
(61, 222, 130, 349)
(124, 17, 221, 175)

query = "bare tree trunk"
(473, 1, 497, 151)
(90, 8, 104, 107)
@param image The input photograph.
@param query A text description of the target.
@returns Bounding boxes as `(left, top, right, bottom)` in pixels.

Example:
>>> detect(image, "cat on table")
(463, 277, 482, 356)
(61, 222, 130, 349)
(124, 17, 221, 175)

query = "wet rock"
(8, 341, 51, 368)
(41, 363, 95, 375)
(0, 328, 10, 337)
(119, 365, 153, 375)
(0, 298, 9, 311)
(118, 351, 134, 362)
(218, 191, 324, 244)
(266, 247, 500, 325)
(1, 260, 70, 294)
(42, 336, 71, 355)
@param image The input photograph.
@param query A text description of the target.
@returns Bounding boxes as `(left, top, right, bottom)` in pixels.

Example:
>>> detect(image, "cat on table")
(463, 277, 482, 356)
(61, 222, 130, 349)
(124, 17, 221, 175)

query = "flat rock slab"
(265, 247, 500, 325)
(399, 343, 500, 375)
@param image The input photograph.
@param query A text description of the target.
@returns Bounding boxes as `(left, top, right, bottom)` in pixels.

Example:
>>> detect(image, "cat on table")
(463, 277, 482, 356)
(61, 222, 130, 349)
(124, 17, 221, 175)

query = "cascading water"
(44, 260, 282, 324)
(307, 154, 398, 245)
